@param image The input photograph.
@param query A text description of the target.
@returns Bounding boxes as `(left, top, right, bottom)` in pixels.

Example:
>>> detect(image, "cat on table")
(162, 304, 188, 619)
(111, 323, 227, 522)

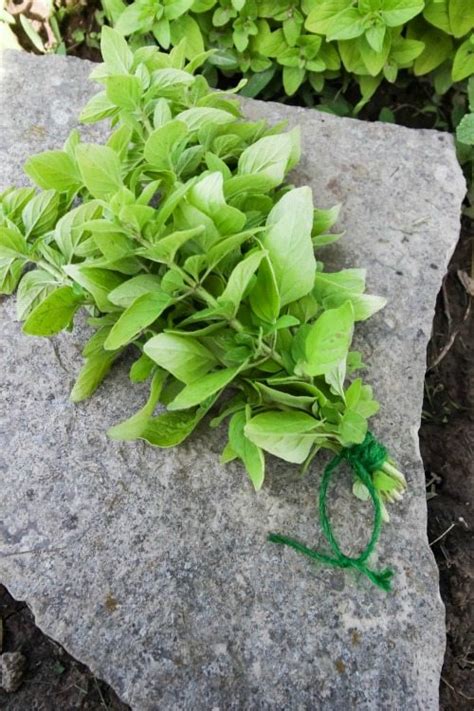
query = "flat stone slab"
(0, 51, 465, 709)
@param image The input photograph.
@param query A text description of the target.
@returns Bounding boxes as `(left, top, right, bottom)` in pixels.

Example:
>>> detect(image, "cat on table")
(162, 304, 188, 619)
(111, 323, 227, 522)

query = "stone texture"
(0, 51, 465, 709)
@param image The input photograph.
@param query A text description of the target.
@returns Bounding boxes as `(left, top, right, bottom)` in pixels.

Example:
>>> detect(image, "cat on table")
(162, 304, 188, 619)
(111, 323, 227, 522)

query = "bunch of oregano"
(0, 27, 406, 521)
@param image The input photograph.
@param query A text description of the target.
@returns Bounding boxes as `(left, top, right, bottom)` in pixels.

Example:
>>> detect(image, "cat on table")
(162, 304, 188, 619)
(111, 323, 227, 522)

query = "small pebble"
(1, 652, 26, 693)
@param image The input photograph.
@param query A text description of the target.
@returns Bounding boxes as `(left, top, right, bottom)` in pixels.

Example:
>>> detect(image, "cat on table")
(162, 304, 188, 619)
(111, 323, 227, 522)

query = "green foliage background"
(97, 0, 474, 202)
(102, 0, 474, 103)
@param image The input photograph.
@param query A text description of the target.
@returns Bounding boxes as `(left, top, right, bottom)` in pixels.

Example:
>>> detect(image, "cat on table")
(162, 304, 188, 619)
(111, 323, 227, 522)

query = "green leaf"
(249, 255, 280, 324)
(153, 99, 172, 128)
(168, 365, 242, 410)
(239, 67, 277, 98)
(0, 260, 23, 296)
(25, 150, 81, 192)
(23, 286, 82, 336)
(1, 187, 36, 221)
(237, 129, 299, 188)
(326, 8, 365, 42)
(258, 27, 287, 56)
(151, 68, 195, 90)
(140, 407, 203, 447)
(217, 250, 264, 314)
(144, 120, 188, 170)
(359, 32, 390, 76)
(177, 107, 237, 131)
(63, 265, 125, 312)
(104, 291, 172, 350)
(322, 292, 386, 320)
(282, 66, 306, 95)
(353, 478, 370, 502)
(188, 172, 246, 235)
(138, 227, 203, 264)
(22, 190, 59, 237)
(305, 1, 354, 35)
(255, 383, 314, 411)
(130, 352, 156, 382)
(153, 17, 171, 47)
(70, 349, 119, 402)
(381, 0, 424, 27)
(345, 378, 362, 409)
(107, 274, 162, 308)
(89, 220, 136, 262)
(0, 227, 28, 260)
(16, 268, 59, 321)
(75, 144, 123, 199)
(82, 326, 112, 357)
(325, 356, 347, 398)
(456, 114, 474, 145)
(115, 2, 152, 34)
(301, 301, 355, 376)
(452, 39, 474, 82)
(80, 92, 118, 124)
(0, 227, 28, 296)
(284, 15, 303, 45)
(106, 74, 142, 110)
(54, 201, 102, 262)
(108, 369, 166, 439)
(244, 410, 318, 464)
(337, 45, 367, 80)
(315, 269, 366, 296)
(170, 14, 204, 57)
(263, 187, 316, 306)
(448, 0, 474, 38)
(313, 204, 341, 234)
(144, 333, 218, 383)
(100, 26, 133, 74)
(365, 24, 386, 53)
(171, 2, 199, 26)
(228, 410, 265, 490)
(423, 0, 450, 31)
(390, 37, 425, 66)
(414, 28, 453, 76)
(339, 409, 367, 445)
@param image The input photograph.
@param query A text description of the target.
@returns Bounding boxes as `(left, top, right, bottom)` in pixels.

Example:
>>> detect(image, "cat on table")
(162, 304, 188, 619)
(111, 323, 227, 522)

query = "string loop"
(268, 432, 394, 592)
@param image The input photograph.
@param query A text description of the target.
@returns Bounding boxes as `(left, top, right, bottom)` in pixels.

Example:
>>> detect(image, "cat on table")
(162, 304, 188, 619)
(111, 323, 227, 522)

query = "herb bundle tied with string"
(0, 27, 407, 589)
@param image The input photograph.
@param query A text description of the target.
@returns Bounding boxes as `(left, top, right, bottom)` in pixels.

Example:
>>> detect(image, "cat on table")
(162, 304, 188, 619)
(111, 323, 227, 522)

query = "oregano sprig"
(0, 27, 407, 585)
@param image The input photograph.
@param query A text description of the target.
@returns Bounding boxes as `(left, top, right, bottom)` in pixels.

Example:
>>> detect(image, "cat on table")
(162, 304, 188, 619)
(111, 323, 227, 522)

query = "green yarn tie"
(268, 432, 394, 592)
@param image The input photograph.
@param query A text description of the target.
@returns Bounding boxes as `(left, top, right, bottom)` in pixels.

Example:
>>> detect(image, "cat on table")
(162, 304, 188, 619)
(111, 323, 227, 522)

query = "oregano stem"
(194, 284, 286, 368)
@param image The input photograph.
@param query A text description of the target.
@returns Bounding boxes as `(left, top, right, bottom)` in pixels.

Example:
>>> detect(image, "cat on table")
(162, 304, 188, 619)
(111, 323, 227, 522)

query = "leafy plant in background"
(0, 29, 406, 585)
(97, 0, 474, 193)
(99, 0, 474, 107)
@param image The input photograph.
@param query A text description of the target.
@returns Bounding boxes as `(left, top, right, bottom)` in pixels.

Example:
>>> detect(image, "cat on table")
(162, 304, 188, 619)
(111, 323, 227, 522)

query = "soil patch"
(0, 584, 129, 709)
(420, 217, 474, 710)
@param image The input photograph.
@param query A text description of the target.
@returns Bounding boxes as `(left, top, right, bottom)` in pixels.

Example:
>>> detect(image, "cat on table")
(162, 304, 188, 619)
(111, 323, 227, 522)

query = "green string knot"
(268, 431, 395, 592)
(343, 431, 387, 476)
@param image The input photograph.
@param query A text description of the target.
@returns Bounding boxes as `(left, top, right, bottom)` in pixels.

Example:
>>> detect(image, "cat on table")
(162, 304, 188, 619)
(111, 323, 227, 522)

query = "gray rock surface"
(0, 51, 465, 709)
